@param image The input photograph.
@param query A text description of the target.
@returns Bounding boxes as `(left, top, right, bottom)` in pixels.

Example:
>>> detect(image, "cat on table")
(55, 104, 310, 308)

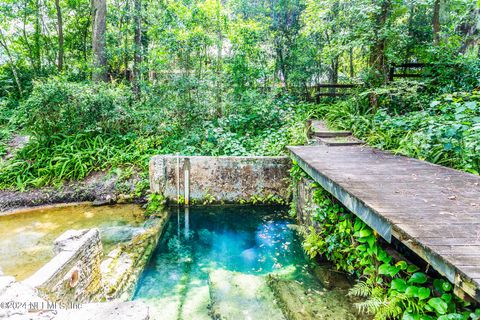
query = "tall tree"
(34, 0, 42, 71)
(92, 0, 108, 82)
(215, 0, 223, 114)
(0, 28, 22, 96)
(133, 0, 142, 96)
(432, 0, 440, 45)
(369, 0, 391, 83)
(55, 0, 64, 71)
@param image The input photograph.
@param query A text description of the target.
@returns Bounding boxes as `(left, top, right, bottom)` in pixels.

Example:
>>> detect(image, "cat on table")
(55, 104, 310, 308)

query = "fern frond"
(354, 296, 385, 315)
(348, 281, 373, 298)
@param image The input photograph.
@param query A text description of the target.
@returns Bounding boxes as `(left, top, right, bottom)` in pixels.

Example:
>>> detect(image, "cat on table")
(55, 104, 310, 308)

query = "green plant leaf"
(407, 264, 420, 273)
(391, 278, 408, 292)
(379, 263, 400, 277)
(405, 286, 419, 297)
(441, 293, 452, 303)
(355, 229, 372, 238)
(396, 261, 408, 270)
(417, 287, 431, 300)
(442, 281, 453, 292)
(408, 272, 427, 284)
(428, 297, 448, 315)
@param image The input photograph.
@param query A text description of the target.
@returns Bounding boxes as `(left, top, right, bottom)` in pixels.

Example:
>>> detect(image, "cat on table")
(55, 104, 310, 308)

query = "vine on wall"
(290, 161, 480, 320)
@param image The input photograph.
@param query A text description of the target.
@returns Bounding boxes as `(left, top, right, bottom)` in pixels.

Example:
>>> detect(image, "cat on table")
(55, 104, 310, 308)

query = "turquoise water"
(133, 205, 311, 318)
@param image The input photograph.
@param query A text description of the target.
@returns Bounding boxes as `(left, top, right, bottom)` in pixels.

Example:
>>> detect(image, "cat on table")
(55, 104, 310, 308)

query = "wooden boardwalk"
(288, 145, 480, 302)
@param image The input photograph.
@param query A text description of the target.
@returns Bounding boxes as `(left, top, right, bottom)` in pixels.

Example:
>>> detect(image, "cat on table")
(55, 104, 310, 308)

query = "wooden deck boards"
(288, 145, 480, 302)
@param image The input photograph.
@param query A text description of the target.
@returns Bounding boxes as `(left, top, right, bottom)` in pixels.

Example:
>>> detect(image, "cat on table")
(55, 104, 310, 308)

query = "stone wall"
(15, 210, 168, 305)
(294, 177, 320, 227)
(99, 212, 169, 301)
(0, 211, 169, 319)
(23, 229, 103, 304)
(149, 155, 291, 204)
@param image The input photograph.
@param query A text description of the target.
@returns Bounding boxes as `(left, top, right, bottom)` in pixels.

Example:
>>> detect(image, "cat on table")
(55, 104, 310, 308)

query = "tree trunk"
(458, 7, 479, 54)
(133, 0, 142, 96)
(328, 55, 339, 94)
(432, 0, 440, 45)
(369, 0, 391, 84)
(34, 0, 42, 71)
(55, 0, 64, 71)
(215, 0, 223, 116)
(349, 48, 354, 79)
(92, 0, 108, 82)
(0, 29, 23, 97)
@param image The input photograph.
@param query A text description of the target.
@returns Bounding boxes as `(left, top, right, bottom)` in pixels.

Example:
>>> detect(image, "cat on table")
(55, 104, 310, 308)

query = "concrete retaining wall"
(149, 155, 291, 204)
(23, 229, 103, 304)
(19, 211, 169, 304)
(99, 213, 169, 301)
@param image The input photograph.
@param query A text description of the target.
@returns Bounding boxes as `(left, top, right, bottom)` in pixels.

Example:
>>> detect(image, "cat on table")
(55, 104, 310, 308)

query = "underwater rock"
(100, 226, 144, 244)
(209, 269, 286, 320)
(267, 276, 359, 320)
(312, 264, 352, 290)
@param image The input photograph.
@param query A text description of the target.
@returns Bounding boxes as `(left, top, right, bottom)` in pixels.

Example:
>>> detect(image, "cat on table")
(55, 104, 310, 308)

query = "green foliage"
(16, 78, 133, 139)
(295, 164, 478, 319)
(0, 78, 316, 190)
(144, 193, 166, 217)
(238, 193, 287, 205)
(324, 89, 480, 175)
(0, 133, 141, 190)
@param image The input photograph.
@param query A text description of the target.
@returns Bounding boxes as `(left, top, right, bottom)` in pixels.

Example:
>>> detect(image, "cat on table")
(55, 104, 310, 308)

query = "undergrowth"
(320, 86, 480, 175)
(0, 78, 315, 190)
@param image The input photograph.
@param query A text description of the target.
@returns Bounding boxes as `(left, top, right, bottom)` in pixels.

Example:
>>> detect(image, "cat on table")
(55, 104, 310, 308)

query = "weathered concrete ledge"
(149, 155, 291, 204)
(99, 212, 169, 301)
(23, 229, 103, 304)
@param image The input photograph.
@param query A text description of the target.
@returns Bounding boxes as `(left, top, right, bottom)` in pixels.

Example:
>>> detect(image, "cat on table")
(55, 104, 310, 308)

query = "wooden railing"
(388, 63, 431, 81)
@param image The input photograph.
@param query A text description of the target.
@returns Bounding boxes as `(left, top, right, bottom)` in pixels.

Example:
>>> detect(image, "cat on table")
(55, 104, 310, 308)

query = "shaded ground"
(0, 170, 147, 213)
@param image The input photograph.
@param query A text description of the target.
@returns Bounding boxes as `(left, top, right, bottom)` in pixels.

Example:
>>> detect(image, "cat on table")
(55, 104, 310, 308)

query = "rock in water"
(100, 226, 144, 244)
(267, 275, 359, 320)
(209, 269, 286, 320)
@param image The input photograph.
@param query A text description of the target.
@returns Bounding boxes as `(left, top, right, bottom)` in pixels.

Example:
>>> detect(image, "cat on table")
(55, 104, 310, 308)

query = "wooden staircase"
(308, 120, 364, 146)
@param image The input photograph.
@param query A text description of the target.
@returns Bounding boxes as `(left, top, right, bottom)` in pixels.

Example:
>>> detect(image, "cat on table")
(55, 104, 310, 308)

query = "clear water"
(133, 206, 314, 319)
(0, 203, 145, 280)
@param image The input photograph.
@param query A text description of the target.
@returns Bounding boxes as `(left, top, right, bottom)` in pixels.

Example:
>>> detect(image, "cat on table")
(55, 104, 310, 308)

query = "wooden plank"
(315, 83, 359, 88)
(393, 73, 424, 78)
(317, 136, 364, 146)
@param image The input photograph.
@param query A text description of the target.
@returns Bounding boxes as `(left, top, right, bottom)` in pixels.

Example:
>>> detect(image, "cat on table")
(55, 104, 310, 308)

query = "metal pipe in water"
(183, 157, 191, 239)
(176, 154, 180, 205)
(184, 206, 190, 239)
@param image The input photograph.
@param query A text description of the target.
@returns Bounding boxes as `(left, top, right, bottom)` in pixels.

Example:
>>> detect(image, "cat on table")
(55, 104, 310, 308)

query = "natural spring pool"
(133, 205, 360, 320)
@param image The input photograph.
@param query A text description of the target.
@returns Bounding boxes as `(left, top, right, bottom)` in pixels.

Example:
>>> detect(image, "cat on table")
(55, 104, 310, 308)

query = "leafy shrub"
(16, 78, 134, 139)
(0, 82, 314, 189)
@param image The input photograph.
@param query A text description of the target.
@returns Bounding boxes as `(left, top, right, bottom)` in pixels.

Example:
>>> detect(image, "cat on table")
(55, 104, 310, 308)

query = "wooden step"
(308, 120, 352, 138)
(317, 136, 364, 146)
